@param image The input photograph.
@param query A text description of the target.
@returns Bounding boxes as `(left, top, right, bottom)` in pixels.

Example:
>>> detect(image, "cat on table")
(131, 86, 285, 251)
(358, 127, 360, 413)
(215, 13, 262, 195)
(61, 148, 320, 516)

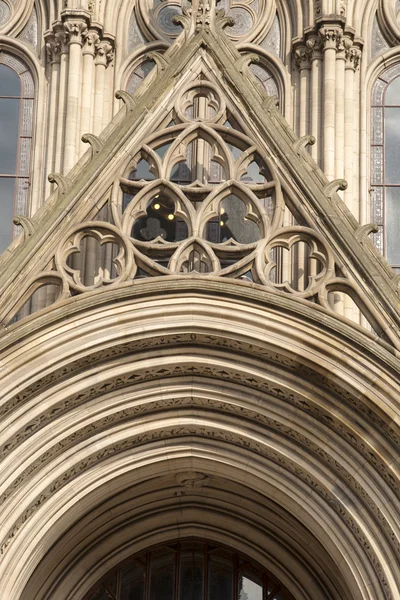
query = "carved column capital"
(64, 19, 88, 45)
(83, 30, 100, 56)
(95, 37, 115, 67)
(61, 9, 91, 45)
(293, 43, 311, 70)
(305, 34, 323, 61)
(319, 25, 344, 50)
(45, 32, 62, 64)
(345, 44, 362, 70)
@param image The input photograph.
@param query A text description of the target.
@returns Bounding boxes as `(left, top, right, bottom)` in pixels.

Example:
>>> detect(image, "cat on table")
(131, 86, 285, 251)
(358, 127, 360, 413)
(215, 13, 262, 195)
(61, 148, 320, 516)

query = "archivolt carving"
(0, 418, 394, 597)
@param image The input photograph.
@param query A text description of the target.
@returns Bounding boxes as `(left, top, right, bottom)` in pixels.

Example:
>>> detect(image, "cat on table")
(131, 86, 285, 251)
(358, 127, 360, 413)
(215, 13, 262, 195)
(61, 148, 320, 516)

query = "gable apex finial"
(174, 0, 233, 37)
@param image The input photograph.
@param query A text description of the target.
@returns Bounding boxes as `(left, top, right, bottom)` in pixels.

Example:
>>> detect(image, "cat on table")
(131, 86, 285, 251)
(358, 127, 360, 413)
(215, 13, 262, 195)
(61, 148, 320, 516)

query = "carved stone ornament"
(175, 471, 210, 490)
(63, 18, 88, 45)
(95, 38, 115, 65)
(319, 25, 344, 50)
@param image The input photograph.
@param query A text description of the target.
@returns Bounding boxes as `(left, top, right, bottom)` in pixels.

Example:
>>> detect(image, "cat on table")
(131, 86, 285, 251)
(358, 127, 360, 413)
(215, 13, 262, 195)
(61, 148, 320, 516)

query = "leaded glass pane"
(0, 177, 15, 253)
(384, 107, 400, 184)
(0, 98, 20, 174)
(238, 570, 263, 600)
(87, 584, 113, 599)
(0, 64, 21, 96)
(385, 76, 400, 105)
(179, 546, 204, 600)
(120, 561, 145, 600)
(208, 552, 233, 600)
(385, 187, 400, 265)
(150, 548, 175, 600)
(83, 542, 293, 600)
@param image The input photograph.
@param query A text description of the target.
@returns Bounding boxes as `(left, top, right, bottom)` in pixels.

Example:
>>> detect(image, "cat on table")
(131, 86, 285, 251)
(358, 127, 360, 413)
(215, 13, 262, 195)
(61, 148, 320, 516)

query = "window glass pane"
(385, 187, 400, 265)
(0, 98, 20, 174)
(209, 551, 233, 600)
(179, 546, 204, 600)
(0, 177, 15, 253)
(384, 107, 400, 184)
(86, 584, 112, 600)
(385, 75, 400, 105)
(238, 570, 263, 600)
(150, 548, 175, 600)
(0, 65, 21, 97)
(120, 560, 145, 600)
(219, 195, 260, 244)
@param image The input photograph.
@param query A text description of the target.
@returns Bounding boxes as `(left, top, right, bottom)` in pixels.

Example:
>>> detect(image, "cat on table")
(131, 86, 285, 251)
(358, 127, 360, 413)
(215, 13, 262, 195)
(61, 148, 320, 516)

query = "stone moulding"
(0, 283, 399, 598)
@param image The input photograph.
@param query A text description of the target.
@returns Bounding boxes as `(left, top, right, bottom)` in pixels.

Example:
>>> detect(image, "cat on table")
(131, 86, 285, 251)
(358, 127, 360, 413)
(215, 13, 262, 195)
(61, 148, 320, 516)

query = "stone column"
(294, 44, 311, 137)
(53, 25, 69, 175)
(93, 39, 113, 136)
(319, 25, 343, 180)
(343, 38, 361, 215)
(335, 37, 345, 180)
(44, 32, 61, 196)
(306, 34, 323, 165)
(79, 29, 100, 156)
(293, 43, 312, 292)
(103, 37, 115, 127)
(62, 13, 89, 174)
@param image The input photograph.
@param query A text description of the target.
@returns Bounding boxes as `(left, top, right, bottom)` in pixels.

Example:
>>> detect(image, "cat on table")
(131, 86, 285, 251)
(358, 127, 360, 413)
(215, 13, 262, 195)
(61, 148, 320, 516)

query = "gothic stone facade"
(0, 0, 400, 599)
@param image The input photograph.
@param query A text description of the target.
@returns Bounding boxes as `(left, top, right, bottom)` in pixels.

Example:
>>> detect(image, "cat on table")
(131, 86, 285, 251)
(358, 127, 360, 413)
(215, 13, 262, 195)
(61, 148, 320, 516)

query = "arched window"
(83, 540, 294, 600)
(371, 65, 400, 272)
(0, 53, 34, 254)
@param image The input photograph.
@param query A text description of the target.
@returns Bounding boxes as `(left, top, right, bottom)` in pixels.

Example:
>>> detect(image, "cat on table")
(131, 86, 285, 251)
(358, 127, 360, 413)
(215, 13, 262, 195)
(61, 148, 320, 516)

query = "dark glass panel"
(150, 548, 175, 600)
(120, 561, 145, 600)
(384, 107, 400, 184)
(0, 65, 21, 97)
(220, 195, 260, 244)
(385, 76, 400, 106)
(131, 160, 155, 181)
(238, 569, 263, 600)
(179, 546, 203, 600)
(155, 143, 172, 159)
(0, 177, 15, 253)
(0, 98, 20, 174)
(208, 551, 233, 600)
(87, 584, 113, 599)
(240, 160, 265, 184)
(385, 187, 400, 265)
(132, 195, 188, 242)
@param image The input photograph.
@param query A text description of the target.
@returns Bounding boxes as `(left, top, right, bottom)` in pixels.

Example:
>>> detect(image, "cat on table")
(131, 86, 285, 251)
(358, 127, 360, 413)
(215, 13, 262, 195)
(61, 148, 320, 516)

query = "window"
(83, 540, 294, 600)
(371, 65, 400, 271)
(0, 54, 34, 254)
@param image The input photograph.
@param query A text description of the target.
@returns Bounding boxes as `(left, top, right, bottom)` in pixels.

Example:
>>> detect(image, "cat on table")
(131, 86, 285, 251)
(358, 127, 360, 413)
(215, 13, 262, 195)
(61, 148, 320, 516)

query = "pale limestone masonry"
(0, 1, 400, 599)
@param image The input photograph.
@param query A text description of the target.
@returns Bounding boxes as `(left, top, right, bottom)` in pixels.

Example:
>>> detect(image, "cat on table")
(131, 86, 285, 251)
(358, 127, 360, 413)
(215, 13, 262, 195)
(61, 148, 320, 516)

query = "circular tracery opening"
(82, 540, 294, 600)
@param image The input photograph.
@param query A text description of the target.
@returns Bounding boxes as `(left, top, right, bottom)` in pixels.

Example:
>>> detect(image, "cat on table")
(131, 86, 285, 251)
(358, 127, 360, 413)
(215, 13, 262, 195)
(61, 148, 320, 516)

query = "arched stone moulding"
(0, 279, 399, 600)
(21, 461, 359, 600)
(0, 0, 34, 37)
